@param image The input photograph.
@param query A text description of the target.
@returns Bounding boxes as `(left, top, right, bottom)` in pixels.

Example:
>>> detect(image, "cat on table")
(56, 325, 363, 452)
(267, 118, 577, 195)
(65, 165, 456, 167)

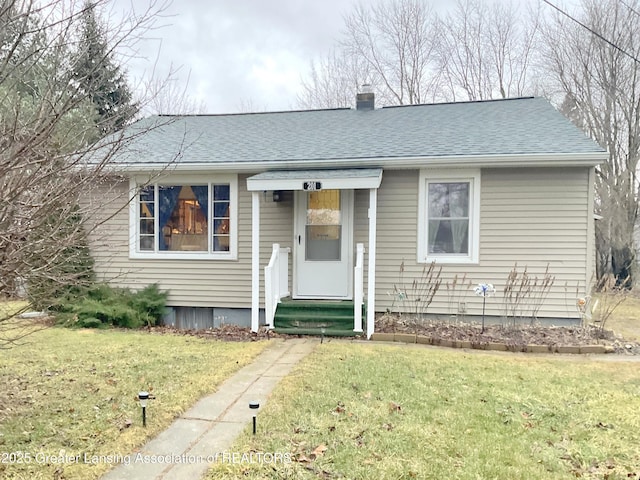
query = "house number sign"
(303, 181, 322, 191)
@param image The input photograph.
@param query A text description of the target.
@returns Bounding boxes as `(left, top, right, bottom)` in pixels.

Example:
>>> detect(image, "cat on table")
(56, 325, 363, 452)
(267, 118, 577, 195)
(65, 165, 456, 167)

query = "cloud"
(115, 0, 538, 114)
(114, 0, 359, 113)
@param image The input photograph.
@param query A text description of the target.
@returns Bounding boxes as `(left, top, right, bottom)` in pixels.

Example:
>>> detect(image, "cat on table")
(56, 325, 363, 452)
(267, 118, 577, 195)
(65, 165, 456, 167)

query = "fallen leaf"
(389, 401, 402, 413)
(310, 444, 328, 459)
(119, 419, 133, 431)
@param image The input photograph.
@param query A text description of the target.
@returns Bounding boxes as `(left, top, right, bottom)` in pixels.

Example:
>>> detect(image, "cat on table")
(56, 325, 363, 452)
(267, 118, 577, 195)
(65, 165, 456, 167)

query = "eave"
(105, 151, 606, 174)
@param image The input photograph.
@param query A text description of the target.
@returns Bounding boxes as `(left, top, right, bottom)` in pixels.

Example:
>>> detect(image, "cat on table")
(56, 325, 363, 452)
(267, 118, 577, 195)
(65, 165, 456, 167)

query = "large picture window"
(131, 176, 237, 259)
(418, 169, 480, 264)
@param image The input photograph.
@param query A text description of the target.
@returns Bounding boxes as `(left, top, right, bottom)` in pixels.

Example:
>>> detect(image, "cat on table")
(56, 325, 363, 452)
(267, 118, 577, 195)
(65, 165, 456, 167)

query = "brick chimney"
(356, 84, 374, 111)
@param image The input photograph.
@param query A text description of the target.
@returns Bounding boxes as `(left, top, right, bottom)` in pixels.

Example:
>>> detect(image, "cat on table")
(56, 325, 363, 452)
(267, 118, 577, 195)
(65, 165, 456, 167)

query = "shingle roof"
(110, 97, 604, 167)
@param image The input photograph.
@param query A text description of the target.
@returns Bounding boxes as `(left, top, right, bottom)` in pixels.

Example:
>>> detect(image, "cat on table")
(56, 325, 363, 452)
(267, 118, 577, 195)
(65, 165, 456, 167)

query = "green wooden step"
(273, 327, 360, 337)
(273, 299, 365, 336)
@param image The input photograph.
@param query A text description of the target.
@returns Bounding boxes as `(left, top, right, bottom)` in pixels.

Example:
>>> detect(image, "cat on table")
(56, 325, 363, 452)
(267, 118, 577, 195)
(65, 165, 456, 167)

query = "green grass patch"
(208, 343, 640, 480)
(0, 327, 268, 480)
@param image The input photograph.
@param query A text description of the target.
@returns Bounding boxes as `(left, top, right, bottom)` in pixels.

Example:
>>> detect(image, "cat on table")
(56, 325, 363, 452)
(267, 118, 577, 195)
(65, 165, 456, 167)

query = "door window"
(305, 190, 341, 261)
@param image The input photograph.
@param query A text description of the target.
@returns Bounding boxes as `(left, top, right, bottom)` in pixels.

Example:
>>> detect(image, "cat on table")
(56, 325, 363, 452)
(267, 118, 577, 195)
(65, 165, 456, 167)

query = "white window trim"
(129, 174, 238, 260)
(417, 168, 480, 264)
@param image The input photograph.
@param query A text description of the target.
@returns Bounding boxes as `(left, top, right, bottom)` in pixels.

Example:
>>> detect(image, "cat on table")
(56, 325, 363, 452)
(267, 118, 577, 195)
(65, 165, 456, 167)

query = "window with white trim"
(417, 169, 480, 264)
(131, 175, 237, 259)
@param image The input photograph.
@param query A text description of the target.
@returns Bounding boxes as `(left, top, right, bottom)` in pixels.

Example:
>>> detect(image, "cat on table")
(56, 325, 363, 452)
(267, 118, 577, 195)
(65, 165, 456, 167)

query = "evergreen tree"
(73, 1, 138, 136)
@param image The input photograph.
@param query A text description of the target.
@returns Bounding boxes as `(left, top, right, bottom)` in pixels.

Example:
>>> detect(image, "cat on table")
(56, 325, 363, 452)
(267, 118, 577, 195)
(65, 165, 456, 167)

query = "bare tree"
(0, 0, 169, 346)
(438, 0, 541, 102)
(541, 0, 640, 284)
(298, 47, 370, 110)
(299, 0, 540, 109)
(141, 65, 207, 115)
(340, 0, 442, 106)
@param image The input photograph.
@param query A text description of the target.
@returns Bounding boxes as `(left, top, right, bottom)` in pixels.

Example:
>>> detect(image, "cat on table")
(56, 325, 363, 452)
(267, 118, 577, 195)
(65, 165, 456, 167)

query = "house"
(88, 95, 606, 337)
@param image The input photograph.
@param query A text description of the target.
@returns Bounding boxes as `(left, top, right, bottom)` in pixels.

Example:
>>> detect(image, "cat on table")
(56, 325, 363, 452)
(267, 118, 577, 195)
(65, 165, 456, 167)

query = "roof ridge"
(381, 96, 537, 110)
(157, 107, 352, 118)
(155, 96, 539, 118)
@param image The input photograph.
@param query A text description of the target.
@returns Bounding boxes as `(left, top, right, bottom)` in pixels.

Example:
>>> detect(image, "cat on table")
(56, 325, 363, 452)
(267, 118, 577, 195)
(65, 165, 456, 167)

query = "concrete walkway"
(101, 338, 316, 480)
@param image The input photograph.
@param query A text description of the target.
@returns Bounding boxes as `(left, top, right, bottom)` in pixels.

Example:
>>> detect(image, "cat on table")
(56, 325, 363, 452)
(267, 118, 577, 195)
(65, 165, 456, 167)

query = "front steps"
(273, 298, 365, 337)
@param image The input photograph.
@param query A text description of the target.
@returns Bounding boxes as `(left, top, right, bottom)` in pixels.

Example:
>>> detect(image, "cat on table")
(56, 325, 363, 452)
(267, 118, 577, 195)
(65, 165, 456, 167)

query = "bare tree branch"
(541, 0, 640, 283)
(0, 0, 178, 345)
(438, 0, 540, 101)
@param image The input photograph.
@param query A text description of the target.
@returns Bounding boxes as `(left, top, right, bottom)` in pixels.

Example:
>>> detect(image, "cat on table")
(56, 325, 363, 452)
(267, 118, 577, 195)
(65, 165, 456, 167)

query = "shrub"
(502, 263, 554, 326)
(129, 284, 169, 324)
(57, 283, 168, 329)
(392, 261, 442, 335)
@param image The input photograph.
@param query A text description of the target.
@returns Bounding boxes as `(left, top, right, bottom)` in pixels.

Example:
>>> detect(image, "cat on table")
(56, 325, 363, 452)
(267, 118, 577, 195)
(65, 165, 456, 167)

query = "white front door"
(294, 189, 353, 299)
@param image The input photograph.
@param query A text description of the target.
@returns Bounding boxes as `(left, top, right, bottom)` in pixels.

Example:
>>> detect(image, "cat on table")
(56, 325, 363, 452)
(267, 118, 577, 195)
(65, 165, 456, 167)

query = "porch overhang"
(246, 168, 383, 191)
(249, 168, 381, 339)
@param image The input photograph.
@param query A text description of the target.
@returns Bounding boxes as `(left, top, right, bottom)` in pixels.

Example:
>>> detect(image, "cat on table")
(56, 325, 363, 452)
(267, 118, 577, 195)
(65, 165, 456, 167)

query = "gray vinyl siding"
(90, 167, 592, 320)
(374, 168, 591, 319)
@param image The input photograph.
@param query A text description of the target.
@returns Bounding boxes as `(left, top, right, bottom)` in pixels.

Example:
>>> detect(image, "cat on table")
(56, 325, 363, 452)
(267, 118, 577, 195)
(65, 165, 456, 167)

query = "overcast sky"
(113, 0, 547, 115)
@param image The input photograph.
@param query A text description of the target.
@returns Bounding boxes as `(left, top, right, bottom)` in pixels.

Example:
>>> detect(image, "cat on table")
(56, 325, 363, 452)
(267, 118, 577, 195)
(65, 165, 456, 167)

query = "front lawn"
(0, 327, 268, 480)
(606, 294, 640, 341)
(208, 342, 640, 480)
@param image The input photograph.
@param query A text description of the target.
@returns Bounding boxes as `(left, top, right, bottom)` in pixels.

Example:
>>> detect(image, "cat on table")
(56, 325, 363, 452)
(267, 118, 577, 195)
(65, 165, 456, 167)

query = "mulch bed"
(146, 324, 285, 342)
(376, 313, 640, 355)
(132, 319, 640, 355)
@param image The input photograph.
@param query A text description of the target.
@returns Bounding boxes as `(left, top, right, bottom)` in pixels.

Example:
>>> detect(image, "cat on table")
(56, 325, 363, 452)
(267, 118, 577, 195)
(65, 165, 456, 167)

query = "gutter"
(102, 151, 606, 174)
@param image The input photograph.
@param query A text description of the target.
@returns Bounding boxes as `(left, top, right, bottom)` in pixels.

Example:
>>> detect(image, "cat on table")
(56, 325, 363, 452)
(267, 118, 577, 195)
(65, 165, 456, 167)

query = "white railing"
(264, 244, 291, 328)
(354, 243, 365, 332)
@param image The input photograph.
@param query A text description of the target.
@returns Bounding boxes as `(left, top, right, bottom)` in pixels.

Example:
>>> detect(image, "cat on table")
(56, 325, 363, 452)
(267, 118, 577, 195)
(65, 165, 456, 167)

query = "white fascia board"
(246, 171, 383, 191)
(111, 151, 606, 173)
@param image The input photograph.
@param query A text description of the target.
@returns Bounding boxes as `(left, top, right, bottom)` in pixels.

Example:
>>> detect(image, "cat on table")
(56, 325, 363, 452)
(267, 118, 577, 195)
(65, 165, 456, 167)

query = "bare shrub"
(502, 263, 555, 326)
(445, 273, 472, 323)
(591, 274, 629, 337)
(393, 261, 442, 335)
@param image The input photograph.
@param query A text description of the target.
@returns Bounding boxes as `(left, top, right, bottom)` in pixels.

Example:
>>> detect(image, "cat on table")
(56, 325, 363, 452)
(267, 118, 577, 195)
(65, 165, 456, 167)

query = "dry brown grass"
(0, 326, 268, 480)
(207, 343, 640, 480)
(606, 294, 640, 341)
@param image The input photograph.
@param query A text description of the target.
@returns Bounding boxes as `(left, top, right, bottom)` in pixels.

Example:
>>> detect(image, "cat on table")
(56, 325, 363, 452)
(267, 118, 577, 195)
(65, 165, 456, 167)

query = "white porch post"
(251, 191, 260, 332)
(367, 188, 378, 339)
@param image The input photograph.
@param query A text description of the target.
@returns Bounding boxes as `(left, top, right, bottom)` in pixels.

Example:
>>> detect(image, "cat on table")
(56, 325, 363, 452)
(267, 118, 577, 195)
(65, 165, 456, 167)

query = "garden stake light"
(249, 401, 260, 434)
(138, 391, 150, 427)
